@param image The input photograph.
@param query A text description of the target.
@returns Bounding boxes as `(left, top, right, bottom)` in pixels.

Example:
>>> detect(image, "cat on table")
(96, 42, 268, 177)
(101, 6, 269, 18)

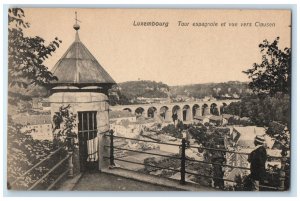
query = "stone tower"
(48, 15, 116, 172)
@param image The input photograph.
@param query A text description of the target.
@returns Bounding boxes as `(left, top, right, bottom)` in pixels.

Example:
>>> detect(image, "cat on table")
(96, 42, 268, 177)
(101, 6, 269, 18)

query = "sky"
(21, 8, 291, 86)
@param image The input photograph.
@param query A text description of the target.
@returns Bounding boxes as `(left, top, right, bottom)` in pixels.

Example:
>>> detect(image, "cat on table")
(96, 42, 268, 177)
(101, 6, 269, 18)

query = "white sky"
(22, 8, 291, 85)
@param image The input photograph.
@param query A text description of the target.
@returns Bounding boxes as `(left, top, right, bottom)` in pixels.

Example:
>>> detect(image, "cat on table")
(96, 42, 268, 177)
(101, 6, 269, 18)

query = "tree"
(52, 105, 77, 150)
(243, 37, 291, 95)
(224, 94, 290, 127)
(8, 8, 61, 89)
(7, 8, 64, 190)
(7, 116, 67, 190)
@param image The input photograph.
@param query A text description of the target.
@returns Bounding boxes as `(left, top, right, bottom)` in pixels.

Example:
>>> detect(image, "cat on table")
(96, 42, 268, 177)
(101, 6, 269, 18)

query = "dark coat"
(248, 146, 267, 181)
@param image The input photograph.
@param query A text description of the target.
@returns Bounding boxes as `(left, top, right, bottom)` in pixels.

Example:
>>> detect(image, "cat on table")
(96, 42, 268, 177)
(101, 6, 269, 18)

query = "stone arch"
(182, 105, 192, 121)
(202, 104, 209, 116)
(192, 104, 201, 118)
(210, 103, 219, 116)
(220, 103, 228, 114)
(147, 107, 158, 118)
(135, 107, 145, 117)
(159, 106, 171, 121)
(172, 105, 182, 121)
(123, 108, 132, 113)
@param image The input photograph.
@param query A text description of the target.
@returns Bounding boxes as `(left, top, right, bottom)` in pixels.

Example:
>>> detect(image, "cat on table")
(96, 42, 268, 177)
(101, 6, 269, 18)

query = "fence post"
(180, 138, 186, 185)
(279, 156, 287, 191)
(68, 151, 74, 178)
(110, 130, 115, 166)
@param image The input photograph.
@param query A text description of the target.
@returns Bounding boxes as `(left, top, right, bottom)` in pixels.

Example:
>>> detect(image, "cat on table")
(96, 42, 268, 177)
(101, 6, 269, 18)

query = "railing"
(10, 146, 73, 191)
(104, 131, 289, 191)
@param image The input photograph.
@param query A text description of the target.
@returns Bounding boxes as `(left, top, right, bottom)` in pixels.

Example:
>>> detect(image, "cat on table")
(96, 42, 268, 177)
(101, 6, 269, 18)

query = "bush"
(7, 117, 68, 190)
(161, 124, 183, 139)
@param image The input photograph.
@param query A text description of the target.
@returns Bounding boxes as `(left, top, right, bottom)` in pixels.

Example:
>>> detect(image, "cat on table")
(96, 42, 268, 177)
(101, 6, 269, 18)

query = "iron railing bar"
(27, 154, 70, 191)
(189, 145, 250, 155)
(189, 145, 289, 159)
(106, 147, 286, 173)
(46, 169, 69, 191)
(104, 156, 281, 190)
(185, 157, 250, 170)
(113, 158, 181, 173)
(105, 134, 288, 160)
(105, 149, 287, 173)
(11, 147, 63, 185)
(104, 134, 180, 147)
(106, 154, 287, 174)
(108, 146, 181, 160)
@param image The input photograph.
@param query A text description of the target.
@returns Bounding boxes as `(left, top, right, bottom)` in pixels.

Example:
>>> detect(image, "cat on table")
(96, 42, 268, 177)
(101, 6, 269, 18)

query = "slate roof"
(51, 31, 115, 86)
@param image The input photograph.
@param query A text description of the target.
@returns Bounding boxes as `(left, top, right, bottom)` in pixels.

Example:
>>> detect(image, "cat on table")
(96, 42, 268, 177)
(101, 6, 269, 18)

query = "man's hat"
(255, 135, 265, 145)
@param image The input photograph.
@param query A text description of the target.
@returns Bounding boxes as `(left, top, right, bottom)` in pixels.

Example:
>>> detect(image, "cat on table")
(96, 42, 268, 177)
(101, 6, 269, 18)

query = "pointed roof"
(50, 27, 115, 87)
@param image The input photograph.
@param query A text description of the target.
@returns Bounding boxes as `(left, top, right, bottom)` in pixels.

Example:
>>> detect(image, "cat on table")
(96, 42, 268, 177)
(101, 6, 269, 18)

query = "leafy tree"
(52, 105, 77, 150)
(225, 94, 290, 128)
(8, 8, 61, 89)
(7, 117, 67, 190)
(243, 37, 291, 95)
(161, 124, 182, 139)
(7, 8, 65, 190)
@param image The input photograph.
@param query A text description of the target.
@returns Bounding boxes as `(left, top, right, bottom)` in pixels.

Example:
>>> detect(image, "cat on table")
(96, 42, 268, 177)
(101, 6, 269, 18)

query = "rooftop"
(13, 114, 51, 125)
(233, 126, 266, 148)
(50, 25, 115, 87)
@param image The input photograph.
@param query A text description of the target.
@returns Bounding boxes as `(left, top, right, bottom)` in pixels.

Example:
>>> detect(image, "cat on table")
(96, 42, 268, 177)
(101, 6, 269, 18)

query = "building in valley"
(13, 115, 52, 141)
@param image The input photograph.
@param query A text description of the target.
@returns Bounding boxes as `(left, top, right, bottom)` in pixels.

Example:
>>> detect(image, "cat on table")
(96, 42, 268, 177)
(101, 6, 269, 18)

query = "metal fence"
(104, 131, 289, 191)
(10, 146, 72, 191)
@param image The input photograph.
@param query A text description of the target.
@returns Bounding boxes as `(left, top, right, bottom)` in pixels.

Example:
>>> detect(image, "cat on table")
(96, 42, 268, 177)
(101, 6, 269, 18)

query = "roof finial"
(73, 11, 81, 31)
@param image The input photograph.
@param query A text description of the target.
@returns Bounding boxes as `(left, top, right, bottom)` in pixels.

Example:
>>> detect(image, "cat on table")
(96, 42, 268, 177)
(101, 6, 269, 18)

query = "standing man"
(247, 135, 267, 191)
(211, 144, 226, 189)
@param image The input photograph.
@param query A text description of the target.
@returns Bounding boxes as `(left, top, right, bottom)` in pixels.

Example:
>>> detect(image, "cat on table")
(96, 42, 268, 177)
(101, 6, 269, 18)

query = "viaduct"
(110, 99, 240, 122)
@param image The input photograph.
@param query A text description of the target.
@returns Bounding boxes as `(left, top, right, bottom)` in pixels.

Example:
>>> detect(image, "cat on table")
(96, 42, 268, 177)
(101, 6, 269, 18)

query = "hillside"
(170, 81, 250, 99)
(109, 80, 250, 105)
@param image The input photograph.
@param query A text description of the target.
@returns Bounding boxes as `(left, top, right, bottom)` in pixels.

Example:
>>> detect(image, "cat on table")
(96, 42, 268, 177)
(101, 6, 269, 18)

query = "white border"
(0, 0, 299, 200)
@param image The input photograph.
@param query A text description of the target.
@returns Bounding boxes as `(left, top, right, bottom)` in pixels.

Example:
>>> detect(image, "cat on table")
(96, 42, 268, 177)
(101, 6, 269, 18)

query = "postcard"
(7, 8, 291, 192)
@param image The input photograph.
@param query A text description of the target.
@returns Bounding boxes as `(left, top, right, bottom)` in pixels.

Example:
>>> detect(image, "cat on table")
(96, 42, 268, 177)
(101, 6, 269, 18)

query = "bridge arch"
(172, 105, 182, 121)
(192, 104, 201, 118)
(123, 108, 132, 113)
(202, 104, 209, 116)
(147, 106, 158, 118)
(159, 106, 171, 121)
(182, 105, 192, 121)
(220, 103, 228, 114)
(210, 103, 220, 116)
(135, 107, 145, 117)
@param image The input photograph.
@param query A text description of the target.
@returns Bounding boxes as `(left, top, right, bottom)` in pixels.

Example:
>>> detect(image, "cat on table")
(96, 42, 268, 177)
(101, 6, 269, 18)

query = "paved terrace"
(59, 168, 216, 191)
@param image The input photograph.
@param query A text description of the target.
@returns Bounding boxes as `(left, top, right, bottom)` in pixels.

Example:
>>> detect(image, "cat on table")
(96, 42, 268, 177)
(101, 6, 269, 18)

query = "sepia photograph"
(6, 7, 292, 192)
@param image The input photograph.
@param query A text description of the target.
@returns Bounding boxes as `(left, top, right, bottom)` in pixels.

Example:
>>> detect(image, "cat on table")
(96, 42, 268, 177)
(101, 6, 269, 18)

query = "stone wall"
(49, 91, 110, 170)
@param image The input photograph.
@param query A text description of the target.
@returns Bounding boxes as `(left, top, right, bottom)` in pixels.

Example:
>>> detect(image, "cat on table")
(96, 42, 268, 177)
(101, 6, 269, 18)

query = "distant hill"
(170, 81, 250, 99)
(109, 80, 250, 105)
(118, 80, 170, 98)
